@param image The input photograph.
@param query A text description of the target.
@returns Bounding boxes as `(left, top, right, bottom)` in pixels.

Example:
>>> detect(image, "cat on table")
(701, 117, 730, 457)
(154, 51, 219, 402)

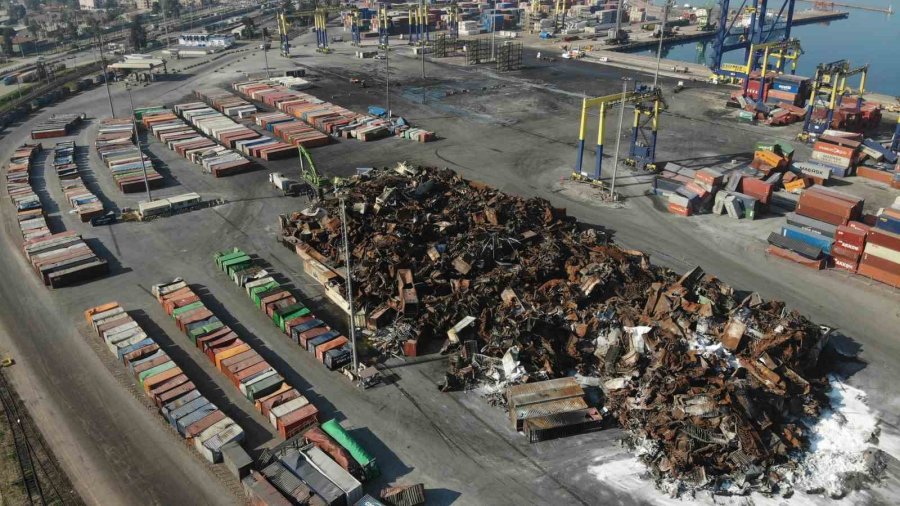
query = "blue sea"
(626, 0, 899, 95)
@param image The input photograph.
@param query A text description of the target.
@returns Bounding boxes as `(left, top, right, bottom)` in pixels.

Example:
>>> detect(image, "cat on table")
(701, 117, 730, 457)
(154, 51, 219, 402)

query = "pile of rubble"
(280, 166, 861, 495)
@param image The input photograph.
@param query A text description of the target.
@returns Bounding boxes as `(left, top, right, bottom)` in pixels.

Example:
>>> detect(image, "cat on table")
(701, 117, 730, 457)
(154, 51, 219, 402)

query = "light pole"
(610, 77, 630, 198)
(126, 84, 153, 202)
(420, 0, 426, 79)
(96, 33, 115, 117)
(339, 197, 360, 376)
(384, 39, 391, 117)
(262, 28, 270, 78)
(653, 0, 672, 88)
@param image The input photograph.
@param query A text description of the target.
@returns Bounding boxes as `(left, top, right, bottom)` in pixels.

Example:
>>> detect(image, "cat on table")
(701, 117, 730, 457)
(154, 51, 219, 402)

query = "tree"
(240, 16, 255, 39)
(151, 1, 160, 14)
(24, 0, 41, 11)
(0, 27, 15, 56)
(9, 4, 26, 23)
(129, 16, 147, 49)
(27, 19, 40, 39)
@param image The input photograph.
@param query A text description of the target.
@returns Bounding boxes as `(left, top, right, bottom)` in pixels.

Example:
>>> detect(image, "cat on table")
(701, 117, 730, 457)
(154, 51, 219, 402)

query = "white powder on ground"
(794, 375, 880, 498)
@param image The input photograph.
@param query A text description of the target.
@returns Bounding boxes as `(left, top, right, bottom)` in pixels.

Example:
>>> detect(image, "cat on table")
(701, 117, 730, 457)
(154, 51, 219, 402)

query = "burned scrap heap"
(281, 166, 835, 494)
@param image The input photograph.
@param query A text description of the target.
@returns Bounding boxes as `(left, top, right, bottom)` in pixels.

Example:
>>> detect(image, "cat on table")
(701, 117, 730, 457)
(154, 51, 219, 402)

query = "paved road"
(0, 27, 897, 506)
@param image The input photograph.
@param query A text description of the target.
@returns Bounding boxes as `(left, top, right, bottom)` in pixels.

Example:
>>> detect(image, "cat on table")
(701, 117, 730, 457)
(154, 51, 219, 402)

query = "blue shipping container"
(782, 225, 834, 255)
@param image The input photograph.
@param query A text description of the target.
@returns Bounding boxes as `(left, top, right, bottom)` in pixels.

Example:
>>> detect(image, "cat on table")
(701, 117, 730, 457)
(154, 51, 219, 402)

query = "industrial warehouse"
(0, 1, 897, 505)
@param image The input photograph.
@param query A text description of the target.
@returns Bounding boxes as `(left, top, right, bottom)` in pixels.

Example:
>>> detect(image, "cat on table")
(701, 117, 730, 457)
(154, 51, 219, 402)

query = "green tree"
(151, 1, 161, 14)
(0, 27, 15, 56)
(27, 19, 40, 39)
(129, 16, 147, 49)
(240, 16, 255, 38)
(24, 0, 42, 11)
(9, 4, 26, 23)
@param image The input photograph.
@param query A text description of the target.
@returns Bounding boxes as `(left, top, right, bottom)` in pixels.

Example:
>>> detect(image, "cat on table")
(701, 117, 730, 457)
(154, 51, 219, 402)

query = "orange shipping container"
(214, 343, 251, 369)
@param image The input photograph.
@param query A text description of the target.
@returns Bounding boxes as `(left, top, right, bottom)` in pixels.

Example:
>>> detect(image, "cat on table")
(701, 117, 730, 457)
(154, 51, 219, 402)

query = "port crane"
(278, 6, 345, 57)
(800, 59, 868, 138)
(708, 0, 798, 79)
(573, 85, 666, 180)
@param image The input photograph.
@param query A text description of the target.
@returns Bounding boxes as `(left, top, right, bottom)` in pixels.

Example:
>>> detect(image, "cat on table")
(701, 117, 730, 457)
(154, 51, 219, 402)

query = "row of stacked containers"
(177, 94, 298, 161)
(151, 278, 321, 439)
(152, 278, 381, 505)
(245, 414, 380, 505)
(95, 118, 165, 192)
(766, 187, 900, 288)
(232, 80, 395, 143)
(213, 248, 354, 371)
(52, 141, 105, 222)
(4, 143, 108, 287)
(7, 143, 51, 241)
(83, 302, 245, 463)
(141, 108, 255, 177)
(30, 113, 84, 139)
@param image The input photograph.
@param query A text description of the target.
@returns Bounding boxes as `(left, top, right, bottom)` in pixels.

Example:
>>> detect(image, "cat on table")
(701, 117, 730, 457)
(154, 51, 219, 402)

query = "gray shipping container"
(280, 449, 345, 506)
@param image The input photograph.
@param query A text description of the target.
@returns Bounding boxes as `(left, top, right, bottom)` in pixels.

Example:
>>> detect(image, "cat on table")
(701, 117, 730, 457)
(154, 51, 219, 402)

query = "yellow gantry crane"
(713, 38, 803, 85)
(279, 6, 344, 56)
(554, 0, 567, 32)
(801, 60, 868, 137)
(573, 85, 666, 180)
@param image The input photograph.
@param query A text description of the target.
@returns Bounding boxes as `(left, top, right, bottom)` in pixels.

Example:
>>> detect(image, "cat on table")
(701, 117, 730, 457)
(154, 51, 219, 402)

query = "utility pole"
(263, 28, 270, 78)
(610, 77, 630, 198)
(420, 0, 425, 79)
(384, 39, 391, 117)
(653, 0, 672, 88)
(490, 9, 496, 60)
(96, 33, 115, 117)
(126, 84, 153, 202)
(339, 198, 360, 376)
(162, 0, 170, 49)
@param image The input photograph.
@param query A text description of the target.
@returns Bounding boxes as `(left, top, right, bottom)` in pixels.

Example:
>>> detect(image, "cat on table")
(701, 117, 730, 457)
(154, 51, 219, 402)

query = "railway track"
(0, 370, 77, 505)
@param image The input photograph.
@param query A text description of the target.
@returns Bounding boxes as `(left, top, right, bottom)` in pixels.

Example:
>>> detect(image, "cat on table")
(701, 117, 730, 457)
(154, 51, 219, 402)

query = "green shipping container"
(246, 375, 284, 401)
(172, 301, 205, 318)
(276, 306, 309, 331)
(250, 283, 281, 307)
(321, 419, 380, 480)
(138, 360, 176, 385)
(214, 248, 246, 270)
(133, 106, 166, 120)
(189, 321, 225, 344)
(224, 257, 252, 277)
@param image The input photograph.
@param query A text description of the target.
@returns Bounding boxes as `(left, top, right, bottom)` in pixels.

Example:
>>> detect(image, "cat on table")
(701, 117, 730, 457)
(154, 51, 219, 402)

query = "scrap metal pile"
(281, 166, 842, 495)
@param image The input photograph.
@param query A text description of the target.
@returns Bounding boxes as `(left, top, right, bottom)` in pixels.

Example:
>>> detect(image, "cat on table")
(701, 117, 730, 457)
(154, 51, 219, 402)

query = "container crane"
(573, 85, 666, 180)
(278, 7, 343, 57)
(801, 60, 868, 138)
(717, 38, 802, 107)
(708, 0, 798, 78)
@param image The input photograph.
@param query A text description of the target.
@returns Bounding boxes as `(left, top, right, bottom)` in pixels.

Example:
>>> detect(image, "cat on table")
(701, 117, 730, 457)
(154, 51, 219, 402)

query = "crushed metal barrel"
(280, 166, 848, 495)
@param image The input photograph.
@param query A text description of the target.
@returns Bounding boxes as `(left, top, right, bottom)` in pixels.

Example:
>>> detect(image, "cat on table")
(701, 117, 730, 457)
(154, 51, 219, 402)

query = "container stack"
(53, 141, 105, 222)
(195, 88, 258, 118)
(31, 113, 83, 139)
(766, 187, 863, 270)
(83, 302, 246, 463)
(255, 111, 331, 149)
(95, 118, 165, 193)
(212, 248, 355, 372)
(233, 79, 435, 143)
(176, 99, 296, 161)
(247, 417, 379, 505)
(23, 231, 109, 287)
(152, 278, 320, 439)
(855, 138, 899, 188)
(6, 143, 50, 241)
(141, 109, 254, 177)
(857, 208, 900, 288)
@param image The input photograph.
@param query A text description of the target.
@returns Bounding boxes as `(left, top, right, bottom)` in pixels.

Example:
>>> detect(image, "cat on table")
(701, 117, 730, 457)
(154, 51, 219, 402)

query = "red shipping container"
(766, 245, 826, 270)
(831, 243, 861, 261)
(814, 141, 856, 159)
(867, 228, 900, 253)
(667, 202, 692, 216)
(835, 225, 867, 251)
(278, 404, 319, 439)
(404, 339, 418, 357)
(857, 258, 900, 288)
(848, 221, 871, 233)
(831, 253, 859, 273)
(740, 177, 773, 205)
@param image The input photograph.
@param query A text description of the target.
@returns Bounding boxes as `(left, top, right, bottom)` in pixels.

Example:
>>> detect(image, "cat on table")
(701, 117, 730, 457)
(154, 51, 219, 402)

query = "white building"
(177, 33, 235, 49)
(79, 0, 103, 10)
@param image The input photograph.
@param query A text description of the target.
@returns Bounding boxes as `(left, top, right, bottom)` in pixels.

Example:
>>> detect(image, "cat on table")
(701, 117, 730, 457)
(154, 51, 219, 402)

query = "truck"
(269, 172, 303, 196)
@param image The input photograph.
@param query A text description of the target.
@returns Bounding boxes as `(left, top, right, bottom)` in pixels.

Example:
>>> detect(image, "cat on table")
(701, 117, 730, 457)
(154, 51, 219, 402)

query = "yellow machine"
(278, 7, 343, 56)
(801, 60, 868, 138)
(711, 38, 803, 85)
(573, 85, 665, 180)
